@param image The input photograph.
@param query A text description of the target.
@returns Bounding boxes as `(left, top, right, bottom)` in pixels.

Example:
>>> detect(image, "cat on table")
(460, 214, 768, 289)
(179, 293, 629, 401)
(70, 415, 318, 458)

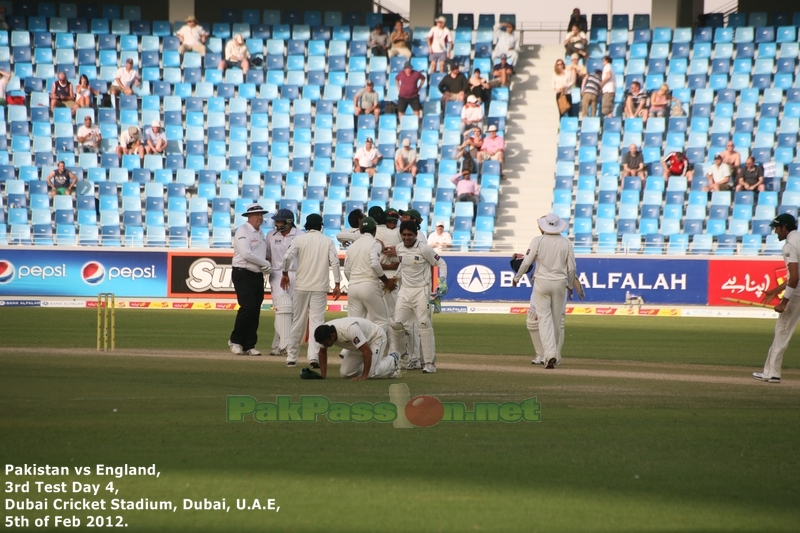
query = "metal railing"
(373, 0, 409, 23)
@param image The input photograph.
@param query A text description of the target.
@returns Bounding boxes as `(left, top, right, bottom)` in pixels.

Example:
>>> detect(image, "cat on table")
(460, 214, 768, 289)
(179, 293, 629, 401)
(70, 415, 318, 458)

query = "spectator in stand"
(116, 126, 145, 160)
(622, 144, 646, 184)
(703, 154, 732, 192)
(46, 161, 78, 199)
(109, 58, 140, 96)
(354, 81, 380, 119)
(427, 16, 452, 73)
(394, 138, 418, 177)
(176, 15, 207, 56)
(662, 151, 694, 183)
(720, 141, 742, 169)
(649, 84, 673, 118)
(438, 63, 469, 102)
(368, 23, 390, 57)
(457, 127, 483, 160)
(0, 5, 8, 31)
(568, 8, 588, 32)
(468, 68, 491, 104)
(50, 72, 75, 113)
(0, 68, 10, 106)
(580, 69, 602, 118)
(563, 24, 588, 59)
(600, 56, 615, 118)
(568, 53, 586, 88)
(77, 115, 102, 154)
(493, 22, 520, 65)
(388, 21, 412, 60)
(478, 125, 505, 171)
(145, 120, 168, 155)
(491, 54, 515, 87)
(428, 222, 452, 252)
(552, 58, 575, 117)
(354, 137, 382, 177)
(218, 34, 250, 76)
(624, 81, 648, 121)
(73, 74, 99, 115)
(736, 156, 765, 192)
(461, 95, 484, 130)
(395, 62, 426, 119)
(451, 169, 481, 217)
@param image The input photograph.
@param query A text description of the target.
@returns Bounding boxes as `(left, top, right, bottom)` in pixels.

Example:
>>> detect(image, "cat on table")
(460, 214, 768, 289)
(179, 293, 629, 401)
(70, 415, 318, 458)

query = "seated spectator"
(600, 56, 615, 118)
(354, 81, 380, 119)
(394, 138, 418, 177)
(46, 161, 78, 199)
(218, 34, 249, 76)
(457, 127, 483, 160)
(662, 151, 693, 182)
(568, 54, 586, 88)
(736, 156, 765, 192)
(176, 15, 207, 56)
(77, 116, 102, 154)
(388, 21, 412, 60)
(50, 72, 75, 112)
(368, 23, 390, 57)
(427, 16, 452, 73)
(649, 84, 673, 118)
(478, 125, 505, 170)
(438, 64, 469, 102)
(0, 5, 8, 31)
(461, 95, 484, 130)
(568, 8, 588, 33)
(493, 22, 520, 65)
(116, 126, 145, 160)
(73, 74, 99, 115)
(451, 169, 481, 217)
(109, 59, 140, 96)
(624, 81, 648, 121)
(563, 24, 588, 59)
(354, 137, 382, 176)
(703, 154, 732, 192)
(395, 63, 426, 119)
(491, 54, 515, 87)
(552, 58, 575, 117)
(0, 68, 10, 106)
(721, 141, 742, 169)
(468, 68, 491, 104)
(145, 120, 167, 155)
(622, 144, 646, 183)
(580, 69, 602, 118)
(427, 222, 452, 252)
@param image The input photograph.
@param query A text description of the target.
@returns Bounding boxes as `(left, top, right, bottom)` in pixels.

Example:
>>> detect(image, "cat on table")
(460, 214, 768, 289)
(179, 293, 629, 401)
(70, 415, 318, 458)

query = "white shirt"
(427, 230, 452, 251)
(282, 230, 341, 292)
(336, 227, 362, 246)
(177, 24, 207, 46)
(328, 317, 384, 351)
(344, 233, 385, 285)
(601, 63, 615, 94)
(427, 26, 451, 54)
(232, 222, 270, 273)
(396, 239, 447, 288)
(513, 234, 576, 284)
(355, 146, 380, 167)
(706, 162, 731, 184)
(225, 39, 250, 61)
(461, 104, 484, 123)
(395, 148, 418, 165)
(493, 29, 519, 55)
(118, 128, 140, 147)
(146, 128, 167, 145)
(376, 225, 401, 276)
(112, 67, 138, 89)
(0, 77, 7, 99)
(77, 125, 101, 147)
(266, 227, 298, 274)
(783, 230, 800, 268)
(552, 72, 575, 92)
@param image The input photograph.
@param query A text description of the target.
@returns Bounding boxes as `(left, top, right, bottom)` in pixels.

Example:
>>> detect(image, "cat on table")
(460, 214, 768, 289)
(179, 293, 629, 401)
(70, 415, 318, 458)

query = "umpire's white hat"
(242, 203, 269, 216)
(537, 213, 567, 234)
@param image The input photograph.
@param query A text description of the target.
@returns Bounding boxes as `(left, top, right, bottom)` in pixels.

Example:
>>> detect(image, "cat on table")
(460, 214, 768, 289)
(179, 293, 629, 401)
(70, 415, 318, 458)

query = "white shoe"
(309, 360, 320, 369)
(406, 359, 423, 370)
(388, 352, 402, 378)
(228, 340, 243, 355)
(422, 363, 437, 373)
(752, 372, 781, 383)
(269, 349, 281, 356)
(531, 357, 544, 365)
(244, 348, 262, 356)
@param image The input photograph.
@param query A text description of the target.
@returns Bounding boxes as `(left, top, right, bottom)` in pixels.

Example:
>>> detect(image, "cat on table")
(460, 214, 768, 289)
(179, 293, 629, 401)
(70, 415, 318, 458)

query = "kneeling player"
(313, 318, 401, 380)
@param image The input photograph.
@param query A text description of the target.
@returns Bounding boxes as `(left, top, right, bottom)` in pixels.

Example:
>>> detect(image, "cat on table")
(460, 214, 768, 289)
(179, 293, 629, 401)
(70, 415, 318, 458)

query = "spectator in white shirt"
(145, 120, 167, 155)
(394, 138, 418, 177)
(427, 222, 452, 252)
(703, 154, 732, 192)
(218, 34, 250, 75)
(354, 138, 382, 177)
(493, 22, 520, 65)
(427, 16, 452, 73)
(109, 59, 139, 96)
(77, 116, 102, 154)
(176, 15, 207, 56)
(461, 94, 484, 130)
(600, 56, 616, 118)
(116, 126, 144, 159)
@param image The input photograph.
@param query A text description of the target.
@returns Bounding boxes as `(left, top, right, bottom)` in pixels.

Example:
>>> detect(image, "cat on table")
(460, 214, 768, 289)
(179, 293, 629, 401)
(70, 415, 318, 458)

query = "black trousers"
(230, 268, 265, 351)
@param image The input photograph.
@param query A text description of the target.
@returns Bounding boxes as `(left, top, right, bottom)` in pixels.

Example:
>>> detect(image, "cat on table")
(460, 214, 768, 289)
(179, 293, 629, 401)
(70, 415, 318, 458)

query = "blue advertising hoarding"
(443, 255, 709, 304)
(0, 250, 168, 297)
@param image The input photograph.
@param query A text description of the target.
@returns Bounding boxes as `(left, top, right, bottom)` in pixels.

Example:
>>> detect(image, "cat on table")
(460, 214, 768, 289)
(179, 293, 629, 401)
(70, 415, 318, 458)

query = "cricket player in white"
(513, 213, 576, 369)
(336, 208, 365, 247)
(391, 220, 448, 373)
(281, 214, 341, 367)
(755, 213, 800, 383)
(265, 209, 298, 356)
(314, 318, 401, 380)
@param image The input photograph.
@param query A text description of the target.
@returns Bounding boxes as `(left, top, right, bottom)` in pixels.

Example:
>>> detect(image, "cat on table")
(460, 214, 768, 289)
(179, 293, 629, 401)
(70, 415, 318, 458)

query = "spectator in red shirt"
(394, 62, 426, 119)
(662, 151, 694, 183)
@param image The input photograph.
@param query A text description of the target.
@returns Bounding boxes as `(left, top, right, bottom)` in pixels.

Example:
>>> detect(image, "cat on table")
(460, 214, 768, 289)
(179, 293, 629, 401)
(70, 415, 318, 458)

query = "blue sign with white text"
(0, 250, 168, 297)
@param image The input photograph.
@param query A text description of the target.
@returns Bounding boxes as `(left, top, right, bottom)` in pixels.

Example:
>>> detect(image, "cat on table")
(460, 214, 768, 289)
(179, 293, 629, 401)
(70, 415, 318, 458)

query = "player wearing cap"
(145, 120, 167, 155)
(754, 214, 800, 383)
(513, 214, 576, 369)
(399, 209, 428, 244)
(229, 204, 273, 356)
(281, 214, 341, 368)
(265, 209, 298, 357)
(391, 221, 448, 373)
(313, 319, 401, 380)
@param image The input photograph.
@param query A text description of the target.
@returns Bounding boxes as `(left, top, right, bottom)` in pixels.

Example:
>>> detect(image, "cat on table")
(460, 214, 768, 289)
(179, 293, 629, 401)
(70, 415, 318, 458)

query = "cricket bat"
(721, 297, 774, 309)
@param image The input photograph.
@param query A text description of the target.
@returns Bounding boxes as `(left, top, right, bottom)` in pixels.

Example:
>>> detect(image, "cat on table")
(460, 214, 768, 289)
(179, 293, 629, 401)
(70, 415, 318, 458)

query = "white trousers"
(269, 271, 295, 351)
(348, 281, 390, 333)
(391, 286, 435, 365)
(340, 330, 395, 378)
(532, 278, 568, 362)
(763, 294, 800, 378)
(286, 290, 327, 363)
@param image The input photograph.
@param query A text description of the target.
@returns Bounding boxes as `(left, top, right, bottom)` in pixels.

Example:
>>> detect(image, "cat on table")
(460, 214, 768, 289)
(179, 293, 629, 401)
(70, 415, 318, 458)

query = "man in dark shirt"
(736, 157, 765, 192)
(491, 55, 515, 87)
(394, 62, 426, 119)
(622, 144, 646, 184)
(438, 64, 469, 102)
(568, 8, 588, 32)
(624, 81, 648, 121)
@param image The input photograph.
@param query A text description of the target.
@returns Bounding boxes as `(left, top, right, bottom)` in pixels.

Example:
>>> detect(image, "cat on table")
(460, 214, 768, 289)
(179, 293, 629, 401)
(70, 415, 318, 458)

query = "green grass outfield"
(1, 308, 799, 532)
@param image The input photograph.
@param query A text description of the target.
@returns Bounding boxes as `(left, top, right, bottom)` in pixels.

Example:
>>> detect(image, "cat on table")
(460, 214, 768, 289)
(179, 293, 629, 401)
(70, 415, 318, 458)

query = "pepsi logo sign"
(82, 262, 105, 285)
(0, 261, 14, 284)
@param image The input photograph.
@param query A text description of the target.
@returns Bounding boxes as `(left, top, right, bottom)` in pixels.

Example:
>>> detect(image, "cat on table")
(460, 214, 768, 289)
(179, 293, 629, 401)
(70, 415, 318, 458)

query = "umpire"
(229, 203, 273, 356)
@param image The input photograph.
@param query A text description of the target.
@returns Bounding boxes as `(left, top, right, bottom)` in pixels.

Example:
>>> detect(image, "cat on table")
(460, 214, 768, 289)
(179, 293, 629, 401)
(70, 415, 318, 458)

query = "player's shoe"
(406, 359, 423, 370)
(388, 352, 402, 379)
(422, 363, 437, 373)
(228, 340, 243, 355)
(269, 349, 281, 356)
(752, 372, 780, 383)
(531, 356, 544, 365)
(309, 361, 320, 369)
(286, 361, 297, 367)
(245, 348, 262, 356)
(545, 358, 557, 369)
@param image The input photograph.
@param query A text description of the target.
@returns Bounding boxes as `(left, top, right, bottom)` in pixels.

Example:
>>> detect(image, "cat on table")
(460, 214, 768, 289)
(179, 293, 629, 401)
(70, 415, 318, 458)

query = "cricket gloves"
(436, 277, 448, 296)
(300, 367, 324, 380)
